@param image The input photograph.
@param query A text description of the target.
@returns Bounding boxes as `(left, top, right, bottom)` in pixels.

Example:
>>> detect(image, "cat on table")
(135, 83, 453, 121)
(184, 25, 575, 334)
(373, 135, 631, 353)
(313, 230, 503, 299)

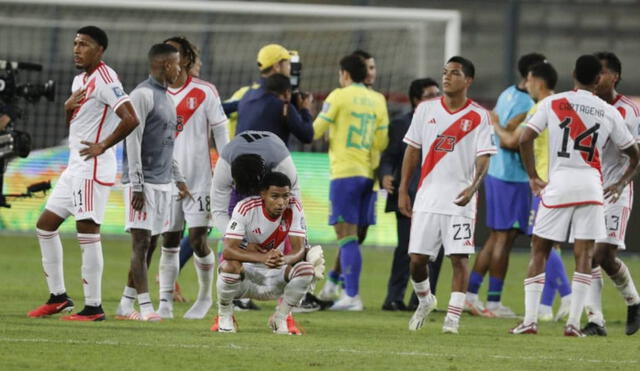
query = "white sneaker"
(115, 303, 135, 318)
(408, 294, 437, 331)
(269, 313, 290, 335)
(442, 317, 459, 334)
(318, 280, 341, 301)
(487, 303, 517, 318)
(183, 298, 212, 319)
(538, 305, 554, 322)
(464, 299, 495, 317)
(554, 295, 571, 322)
(329, 294, 363, 311)
(158, 302, 173, 319)
(140, 311, 162, 322)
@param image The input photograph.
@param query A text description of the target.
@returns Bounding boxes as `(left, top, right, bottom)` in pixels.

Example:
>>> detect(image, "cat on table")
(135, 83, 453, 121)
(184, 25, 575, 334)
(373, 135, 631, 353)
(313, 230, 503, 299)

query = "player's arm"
(519, 126, 544, 195)
(604, 111, 640, 202)
(379, 119, 404, 192)
(372, 99, 390, 153)
(283, 199, 307, 265)
(211, 158, 233, 233)
(171, 159, 192, 201)
(222, 238, 283, 268)
(283, 236, 306, 266)
(312, 90, 339, 140)
(285, 101, 314, 144)
(454, 154, 490, 206)
(398, 145, 420, 218)
(124, 89, 150, 210)
(206, 89, 230, 150)
(492, 112, 527, 150)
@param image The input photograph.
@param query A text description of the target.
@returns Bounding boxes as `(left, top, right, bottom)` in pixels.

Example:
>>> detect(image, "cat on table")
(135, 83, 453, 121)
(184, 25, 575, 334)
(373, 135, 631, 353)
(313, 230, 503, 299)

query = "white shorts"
(595, 185, 632, 250)
(124, 183, 172, 236)
(45, 170, 111, 224)
(408, 211, 476, 259)
(236, 263, 288, 301)
(534, 203, 606, 242)
(166, 190, 212, 232)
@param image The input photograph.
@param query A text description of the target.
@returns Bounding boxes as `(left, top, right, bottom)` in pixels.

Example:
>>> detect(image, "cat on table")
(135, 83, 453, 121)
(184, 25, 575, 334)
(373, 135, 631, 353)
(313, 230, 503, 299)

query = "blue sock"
(468, 271, 484, 294)
(540, 256, 559, 306)
(487, 276, 503, 303)
(339, 236, 361, 297)
(178, 236, 194, 270)
(546, 249, 571, 298)
(328, 270, 340, 284)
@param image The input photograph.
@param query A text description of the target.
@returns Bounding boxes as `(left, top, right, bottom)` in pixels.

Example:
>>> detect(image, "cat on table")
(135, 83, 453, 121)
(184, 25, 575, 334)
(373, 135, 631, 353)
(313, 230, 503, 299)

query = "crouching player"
(211, 172, 323, 334)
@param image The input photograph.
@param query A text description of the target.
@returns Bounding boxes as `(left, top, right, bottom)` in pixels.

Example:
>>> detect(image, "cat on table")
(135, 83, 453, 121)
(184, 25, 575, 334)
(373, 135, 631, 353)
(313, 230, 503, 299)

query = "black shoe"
(581, 322, 607, 336)
(626, 303, 640, 335)
(61, 305, 106, 321)
(27, 293, 74, 318)
(382, 301, 408, 311)
(233, 299, 260, 311)
(292, 293, 333, 313)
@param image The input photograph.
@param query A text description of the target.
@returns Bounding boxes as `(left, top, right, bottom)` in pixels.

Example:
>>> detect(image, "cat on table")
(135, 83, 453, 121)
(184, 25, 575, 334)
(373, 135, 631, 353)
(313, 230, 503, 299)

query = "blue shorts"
(527, 195, 541, 236)
(329, 177, 376, 226)
(484, 174, 530, 233)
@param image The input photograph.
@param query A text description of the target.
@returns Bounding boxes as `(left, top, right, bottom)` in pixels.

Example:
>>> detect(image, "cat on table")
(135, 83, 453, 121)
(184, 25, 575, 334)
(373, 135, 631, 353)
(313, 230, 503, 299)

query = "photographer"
(236, 44, 314, 146)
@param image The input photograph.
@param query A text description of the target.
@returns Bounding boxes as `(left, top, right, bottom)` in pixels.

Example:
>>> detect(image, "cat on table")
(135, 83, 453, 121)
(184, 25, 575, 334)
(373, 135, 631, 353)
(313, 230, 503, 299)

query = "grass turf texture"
(1, 234, 640, 370)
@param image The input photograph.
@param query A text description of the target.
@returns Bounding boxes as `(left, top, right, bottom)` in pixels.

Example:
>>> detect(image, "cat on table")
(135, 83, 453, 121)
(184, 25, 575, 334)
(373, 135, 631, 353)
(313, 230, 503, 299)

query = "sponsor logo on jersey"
(252, 228, 262, 234)
(428, 118, 436, 124)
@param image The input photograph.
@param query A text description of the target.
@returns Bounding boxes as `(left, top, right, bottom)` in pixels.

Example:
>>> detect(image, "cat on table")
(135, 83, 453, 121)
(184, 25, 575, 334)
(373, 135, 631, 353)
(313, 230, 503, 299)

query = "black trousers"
(383, 212, 444, 306)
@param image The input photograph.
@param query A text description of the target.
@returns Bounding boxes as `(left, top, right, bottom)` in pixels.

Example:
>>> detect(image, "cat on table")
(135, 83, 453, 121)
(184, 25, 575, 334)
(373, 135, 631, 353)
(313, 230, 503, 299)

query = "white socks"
(184, 252, 216, 319)
(138, 292, 154, 317)
(37, 228, 65, 296)
(412, 279, 431, 303)
(158, 246, 180, 306)
(446, 292, 465, 323)
(610, 259, 640, 305)
(78, 233, 103, 307)
(118, 286, 137, 315)
(567, 272, 591, 328)
(586, 267, 604, 326)
(523, 273, 545, 325)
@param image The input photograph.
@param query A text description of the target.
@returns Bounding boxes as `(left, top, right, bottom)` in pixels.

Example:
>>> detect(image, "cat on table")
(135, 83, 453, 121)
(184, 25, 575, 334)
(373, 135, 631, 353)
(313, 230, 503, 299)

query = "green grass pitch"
(1, 234, 639, 370)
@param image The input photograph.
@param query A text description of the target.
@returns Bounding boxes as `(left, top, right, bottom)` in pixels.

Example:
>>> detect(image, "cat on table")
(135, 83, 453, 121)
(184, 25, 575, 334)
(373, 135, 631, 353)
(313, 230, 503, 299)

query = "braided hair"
(164, 36, 200, 73)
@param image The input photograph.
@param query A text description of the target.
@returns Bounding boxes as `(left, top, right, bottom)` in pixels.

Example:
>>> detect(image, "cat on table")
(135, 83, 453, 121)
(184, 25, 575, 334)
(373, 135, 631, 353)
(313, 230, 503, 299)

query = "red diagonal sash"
(551, 98, 601, 172)
(175, 87, 206, 137)
(259, 208, 293, 251)
(418, 110, 482, 189)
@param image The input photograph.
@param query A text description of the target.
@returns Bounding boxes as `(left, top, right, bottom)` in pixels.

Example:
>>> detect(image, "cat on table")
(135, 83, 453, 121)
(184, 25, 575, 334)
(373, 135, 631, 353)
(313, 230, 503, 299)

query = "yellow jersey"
(522, 102, 549, 182)
(313, 83, 389, 180)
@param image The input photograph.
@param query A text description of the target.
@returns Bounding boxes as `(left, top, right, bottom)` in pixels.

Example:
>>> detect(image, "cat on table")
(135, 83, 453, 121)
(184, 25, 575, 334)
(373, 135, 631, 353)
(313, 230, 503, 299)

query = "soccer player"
(465, 53, 546, 318)
(313, 54, 389, 311)
(152, 36, 229, 320)
(28, 26, 139, 321)
(211, 172, 317, 334)
(511, 55, 639, 336)
(116, 43, 190, 322)
(380, 78, 442, 311)
(400, 56, 496, 334)
(493, 62, 573, 321)
(582, 52, 640, 336)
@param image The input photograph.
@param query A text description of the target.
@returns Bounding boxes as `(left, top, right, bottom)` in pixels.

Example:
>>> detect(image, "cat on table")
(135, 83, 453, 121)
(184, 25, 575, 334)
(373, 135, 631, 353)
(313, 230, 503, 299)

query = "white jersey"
(168, 76, 229, 193)
(403, 97, 496, 217)
(601, 94, 640, 188)
(68, 62, 130, 185)
(224, 196, 306, 253)
(526, 89, 635, 207)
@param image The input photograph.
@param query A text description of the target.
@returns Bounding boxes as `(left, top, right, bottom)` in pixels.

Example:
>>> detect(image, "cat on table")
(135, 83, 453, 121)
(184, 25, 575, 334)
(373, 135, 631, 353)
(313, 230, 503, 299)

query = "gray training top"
(122, 76, 184, 191)
(211, 130, 299, 233)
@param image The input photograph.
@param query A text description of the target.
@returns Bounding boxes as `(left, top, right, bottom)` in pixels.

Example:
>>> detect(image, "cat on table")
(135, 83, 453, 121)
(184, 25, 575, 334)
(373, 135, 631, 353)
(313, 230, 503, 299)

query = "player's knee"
(219, 260, 242, 274)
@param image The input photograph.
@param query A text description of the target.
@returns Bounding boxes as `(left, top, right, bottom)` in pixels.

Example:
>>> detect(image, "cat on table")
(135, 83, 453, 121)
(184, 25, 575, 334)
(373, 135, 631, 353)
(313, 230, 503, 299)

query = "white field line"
(0, 336, 638, 365)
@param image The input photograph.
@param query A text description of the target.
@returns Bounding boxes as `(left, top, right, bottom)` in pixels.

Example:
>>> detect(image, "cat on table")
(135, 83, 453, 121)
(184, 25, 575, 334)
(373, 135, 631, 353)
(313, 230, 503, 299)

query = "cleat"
(442, 317, 459, 334)
(626, 303, 640, 335)
(115, 311, 141, 320)
(382, 301, 409, 311)
(174, 281, 187, 303)
(269, 313, 290, 335)
(184, 298, 213, 319)
(554, 296, 571, 322)
(509, 322, 538, 334)
(292, 293, 332, 313)
(158, 302, 174, 319)
(233, 299, 260, 311)
(408, 294, 437, 331)
(211, 315, 237, 333)
(286, 313, 303, 335)
(140, 312, 162, 322)
(564, 324, 586, 337)
(487, 304, 517, 318)
(61, 305, 105, 322)
(581, 322, 607, 336)
(464, 299, 495, 318)
(27, 294, 74, 318)
(329, 294, 363, 311)
(318, 279, 341, 301)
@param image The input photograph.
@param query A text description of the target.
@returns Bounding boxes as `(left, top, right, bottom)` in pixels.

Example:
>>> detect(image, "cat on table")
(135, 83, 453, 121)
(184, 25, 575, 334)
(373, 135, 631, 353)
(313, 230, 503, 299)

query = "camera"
(0, 60, 56, 104)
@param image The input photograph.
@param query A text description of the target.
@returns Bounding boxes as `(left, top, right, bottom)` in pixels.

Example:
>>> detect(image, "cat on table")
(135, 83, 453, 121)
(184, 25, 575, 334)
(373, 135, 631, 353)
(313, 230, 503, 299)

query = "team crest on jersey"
(187, 97, 197, 110)
(461, 119, 472, 132)
(112, 86, 125, 98)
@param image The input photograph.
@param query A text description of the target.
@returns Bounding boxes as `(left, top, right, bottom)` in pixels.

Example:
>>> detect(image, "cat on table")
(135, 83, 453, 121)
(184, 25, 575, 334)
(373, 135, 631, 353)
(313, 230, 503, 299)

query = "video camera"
(0, 59, 56, 207)
(289, 52, 311, 109)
